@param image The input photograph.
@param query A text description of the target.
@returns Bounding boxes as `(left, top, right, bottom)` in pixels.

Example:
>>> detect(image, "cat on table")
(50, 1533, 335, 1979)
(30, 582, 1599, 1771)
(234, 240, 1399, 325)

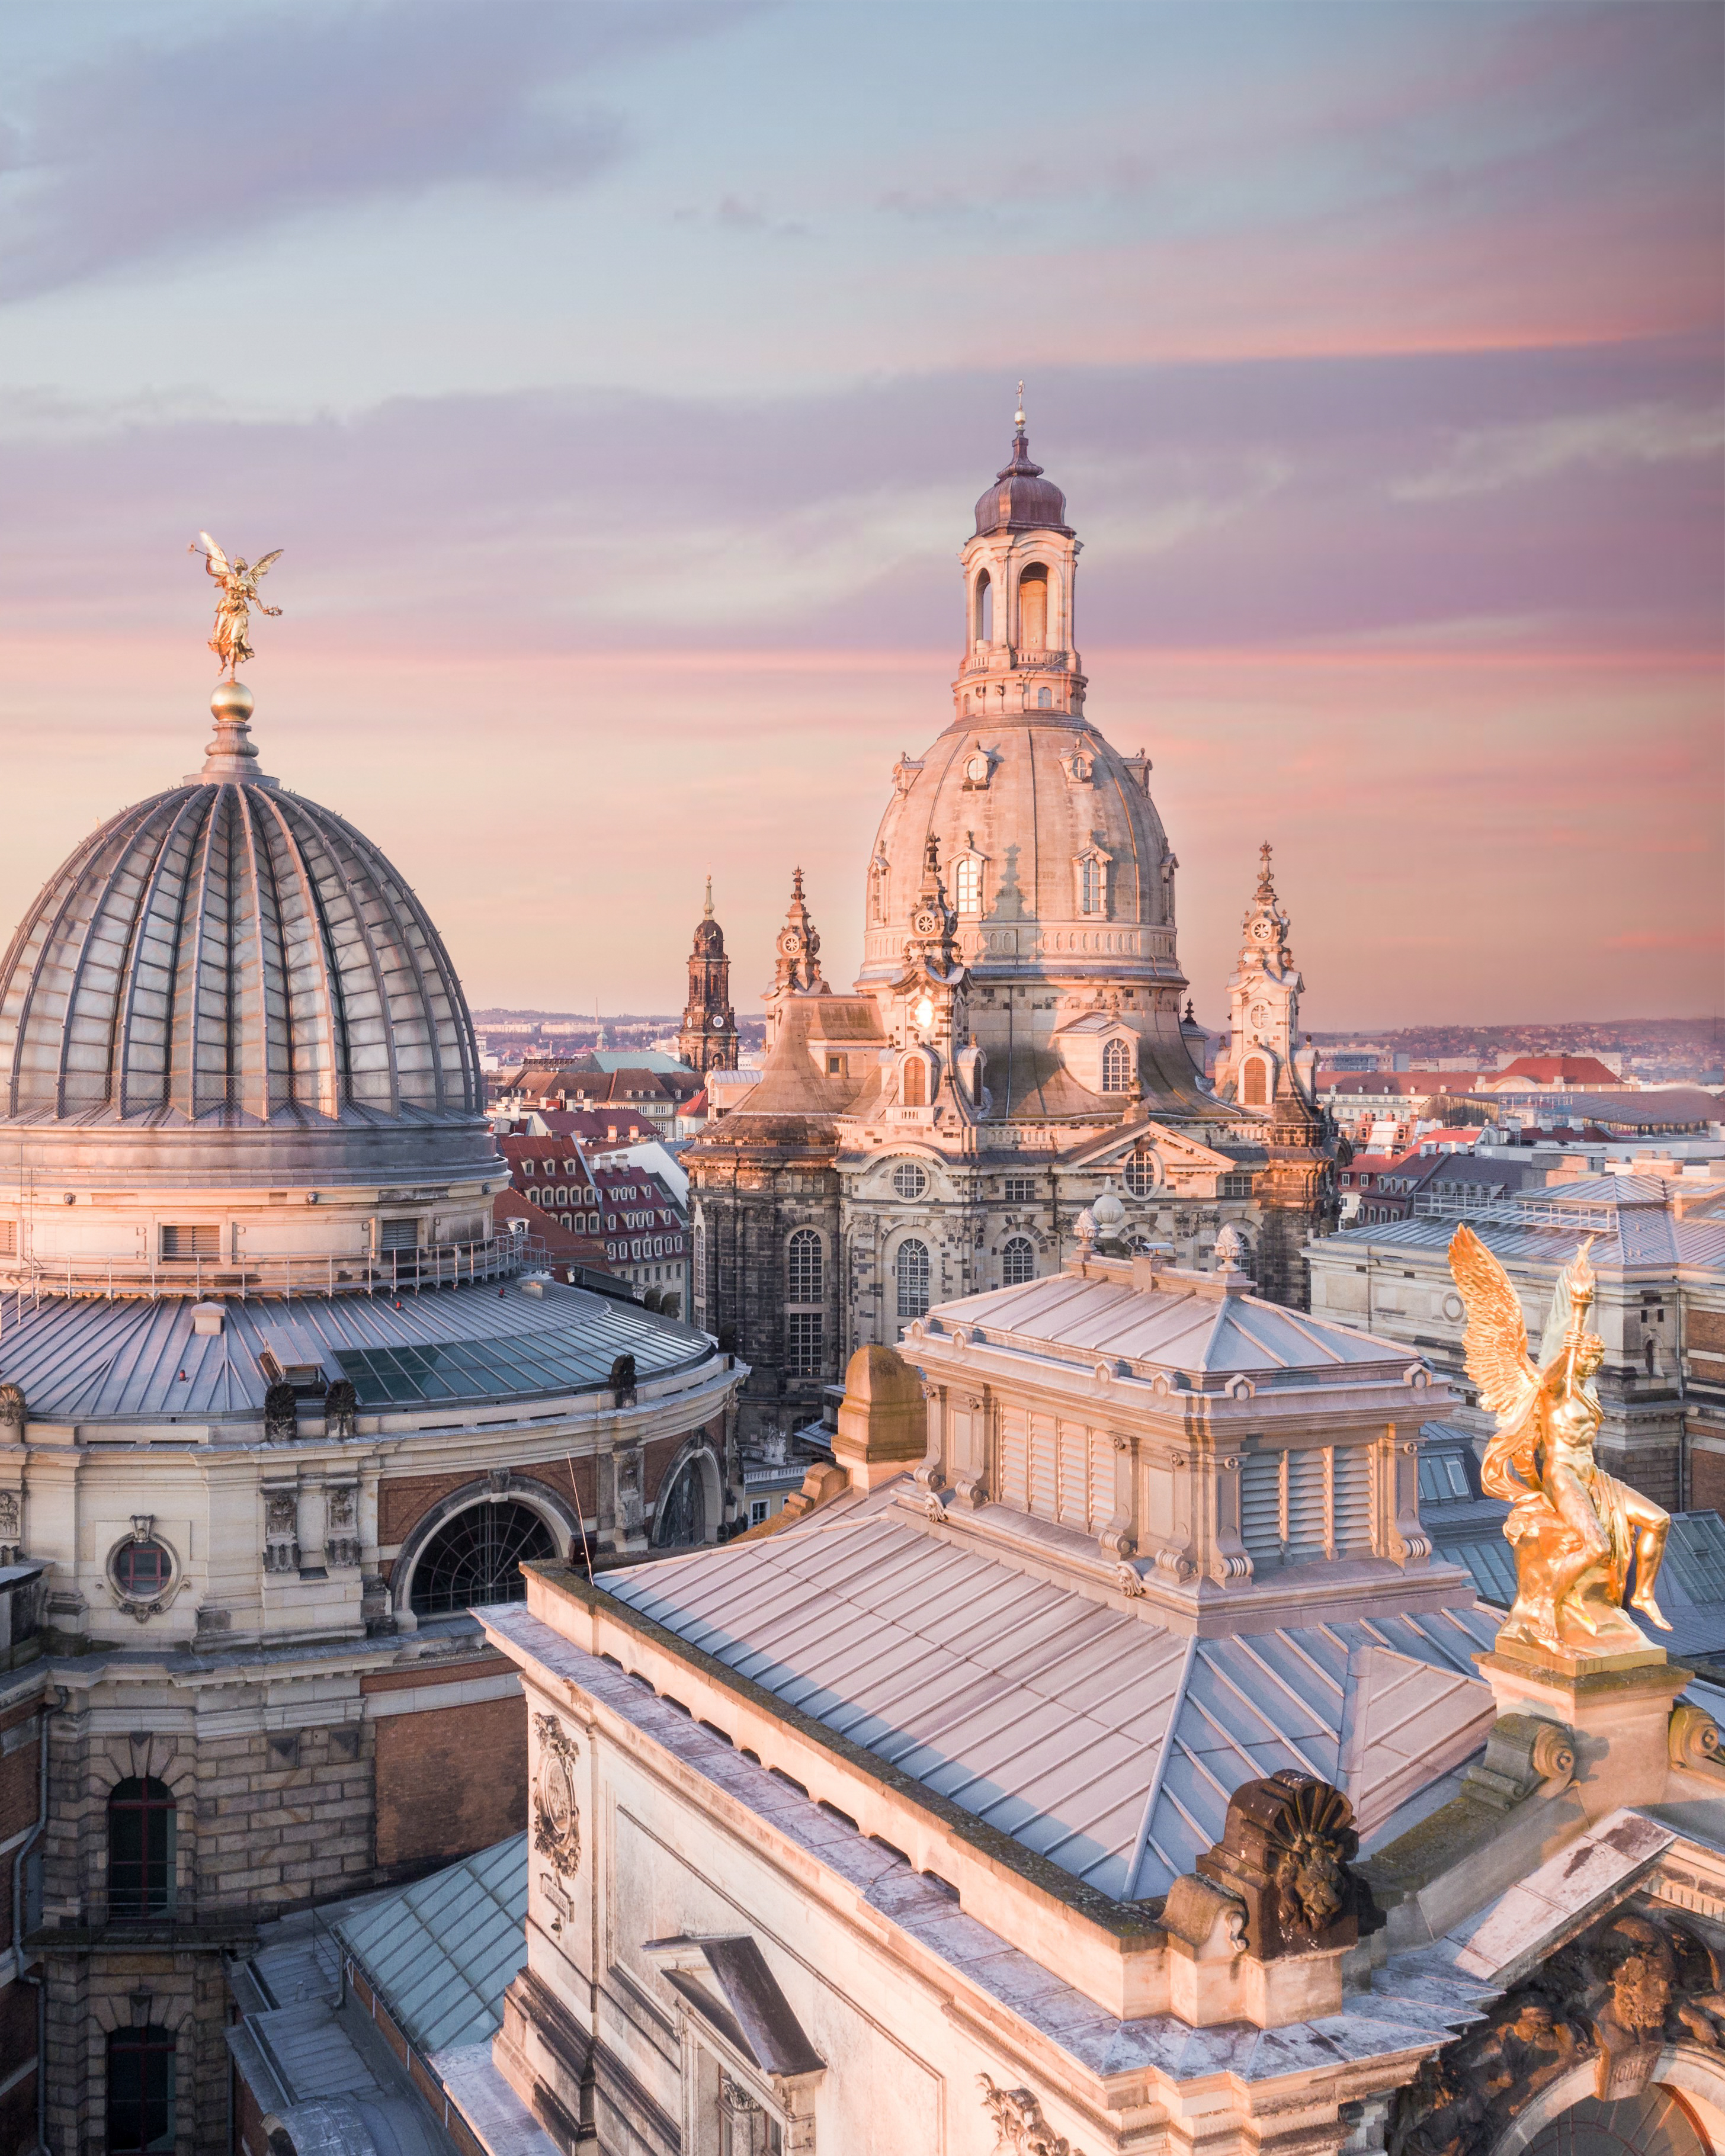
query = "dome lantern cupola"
(972, 385, 1070, 540)
(957, 386, 1085, 727)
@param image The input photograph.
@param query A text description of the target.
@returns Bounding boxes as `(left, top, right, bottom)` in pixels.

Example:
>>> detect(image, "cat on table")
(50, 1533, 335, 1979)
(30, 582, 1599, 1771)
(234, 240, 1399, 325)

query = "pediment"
(1069, 1118, 1237, 1174)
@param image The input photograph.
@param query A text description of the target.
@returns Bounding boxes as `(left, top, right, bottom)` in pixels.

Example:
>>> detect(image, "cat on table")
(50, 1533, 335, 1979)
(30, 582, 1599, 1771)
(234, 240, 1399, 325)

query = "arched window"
(1242, 1057, 1268, 1107)
(1101, 1039, 1133, 1092)
(974, 571, 993, 642)
(785, 1227, 823, 1301)
(953, 856, 982, 915)
(654, 1458, 708, 1548)
(901, 1056, 928, 1108)
(1018, 563, 1048, 647)
(108, 2025, 177, 2155)
(108, 1777, 177, 1918)
(1037, 687, 1052, 708)
(896, 1238, 931, 1320)
(409, 1500, 556, 1616)
(1002, 1235, 1036, 1286)
(1079, 856, 1105, 915)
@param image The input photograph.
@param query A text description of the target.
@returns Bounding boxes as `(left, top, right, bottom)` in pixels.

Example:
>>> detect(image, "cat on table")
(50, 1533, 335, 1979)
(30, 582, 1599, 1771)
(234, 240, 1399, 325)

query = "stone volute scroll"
(1196, 1769, 1379, 1961)
(532, 1711, 582, 1881)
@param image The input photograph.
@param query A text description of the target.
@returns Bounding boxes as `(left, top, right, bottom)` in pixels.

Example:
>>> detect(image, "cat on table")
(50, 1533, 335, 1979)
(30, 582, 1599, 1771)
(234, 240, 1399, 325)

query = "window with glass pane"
(954, 856, 982, 914)
(892, 1162, 928, 1200)
(785, 1228, 822, 1302)
(114, 1541, 171, 1599)
(410, 1501, 555, 1615)
(107, 2026, 177, 2155)
(1080, 857, 1103, 914)
(1123, 1151, 1156, 1197)
(896, 1239, 931, 1319)
(1003, 1175, 1036, 1203)
(1102, 1039, 1131, 1091)
(785, 1311, 823, 1376)
(108, 1778, 176, 1917)
(1001, 1236, 1035, 1286)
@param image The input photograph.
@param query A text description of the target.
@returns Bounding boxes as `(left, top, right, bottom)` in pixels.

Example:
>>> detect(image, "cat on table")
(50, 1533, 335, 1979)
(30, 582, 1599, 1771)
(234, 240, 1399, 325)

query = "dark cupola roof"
(973, 390, 1070, 537)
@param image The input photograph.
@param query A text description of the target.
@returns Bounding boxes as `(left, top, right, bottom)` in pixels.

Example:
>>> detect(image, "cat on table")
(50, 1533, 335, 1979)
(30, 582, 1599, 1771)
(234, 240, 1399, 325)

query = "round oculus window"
(113, 1539, 172, 1600)
(892, 1162, 929, 1201)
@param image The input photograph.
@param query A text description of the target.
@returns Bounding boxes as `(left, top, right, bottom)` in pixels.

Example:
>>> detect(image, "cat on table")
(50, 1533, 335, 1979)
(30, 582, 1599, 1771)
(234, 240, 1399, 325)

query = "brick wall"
(367, 1667, 527, 1873)
(1692, 1445, 1725, 1522)
(380, 1459, 597, 1549)
(0, 1696, 41, 1955)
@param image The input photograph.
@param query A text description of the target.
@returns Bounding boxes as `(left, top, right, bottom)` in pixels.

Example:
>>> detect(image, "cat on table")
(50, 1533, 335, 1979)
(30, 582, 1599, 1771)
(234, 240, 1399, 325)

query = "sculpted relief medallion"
(532, 1711, 582, 1880)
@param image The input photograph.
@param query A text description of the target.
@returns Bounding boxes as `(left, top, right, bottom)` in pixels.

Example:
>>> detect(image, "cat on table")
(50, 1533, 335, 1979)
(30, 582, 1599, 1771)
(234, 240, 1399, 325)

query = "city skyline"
(1, 0, 1718, 1026)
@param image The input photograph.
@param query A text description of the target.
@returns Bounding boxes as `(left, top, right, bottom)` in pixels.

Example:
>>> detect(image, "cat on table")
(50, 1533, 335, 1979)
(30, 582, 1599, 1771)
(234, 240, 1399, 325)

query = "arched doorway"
(409, 1500, 556, 1616)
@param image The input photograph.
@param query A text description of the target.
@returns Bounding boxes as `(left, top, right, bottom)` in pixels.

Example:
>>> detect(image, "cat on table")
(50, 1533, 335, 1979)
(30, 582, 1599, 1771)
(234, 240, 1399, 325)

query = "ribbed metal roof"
(919, 1266, 1404, 1386)
(1328, 1202, 1725, 1275)
(0, 775, 480, 1127)
(602, 1495, 1497, 1900)
(0, 1275, 711, 1422)
(332, 1833, 525, 2054)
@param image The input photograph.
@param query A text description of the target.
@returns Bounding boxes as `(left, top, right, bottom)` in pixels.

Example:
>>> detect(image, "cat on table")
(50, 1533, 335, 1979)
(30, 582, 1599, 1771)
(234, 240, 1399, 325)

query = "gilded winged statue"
(1450, 1225, 1669, 1657)
(189, 532, 283, 676)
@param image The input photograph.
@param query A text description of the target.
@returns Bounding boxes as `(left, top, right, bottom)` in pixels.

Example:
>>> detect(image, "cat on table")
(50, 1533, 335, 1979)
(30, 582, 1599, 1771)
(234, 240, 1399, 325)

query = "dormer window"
(1101, 1038, 1133, 1092)
(1074, 846, 1112, 917)
(953, 855, 983, 915)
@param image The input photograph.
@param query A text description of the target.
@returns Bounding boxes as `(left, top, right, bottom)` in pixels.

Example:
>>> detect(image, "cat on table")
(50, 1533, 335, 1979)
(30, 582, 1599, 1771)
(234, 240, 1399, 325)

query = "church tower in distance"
(678, 878, 739, 1074)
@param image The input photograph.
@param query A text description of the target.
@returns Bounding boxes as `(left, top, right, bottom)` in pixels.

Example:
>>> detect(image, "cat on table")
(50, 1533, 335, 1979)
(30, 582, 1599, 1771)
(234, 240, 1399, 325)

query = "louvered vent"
(1332, 1446, 1374, 1554)
(1239, 1446, 1377, 1570)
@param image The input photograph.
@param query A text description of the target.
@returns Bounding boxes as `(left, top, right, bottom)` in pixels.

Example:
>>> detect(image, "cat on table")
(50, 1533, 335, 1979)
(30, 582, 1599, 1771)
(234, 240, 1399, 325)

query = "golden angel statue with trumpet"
(189, 532, 283, 676)
(1450, 1224, 1669, 1658)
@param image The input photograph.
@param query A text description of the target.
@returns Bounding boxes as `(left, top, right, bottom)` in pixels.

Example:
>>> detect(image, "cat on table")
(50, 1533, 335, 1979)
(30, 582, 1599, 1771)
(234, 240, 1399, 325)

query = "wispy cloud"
(0, 0, 743, 303)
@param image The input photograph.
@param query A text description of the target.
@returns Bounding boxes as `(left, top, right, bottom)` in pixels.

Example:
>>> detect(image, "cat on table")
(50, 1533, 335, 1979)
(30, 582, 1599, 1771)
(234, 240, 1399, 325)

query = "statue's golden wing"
(252, 549, 284, 578)
(1448, 1224, 1539, 1422)
(195, 531, 231, 576)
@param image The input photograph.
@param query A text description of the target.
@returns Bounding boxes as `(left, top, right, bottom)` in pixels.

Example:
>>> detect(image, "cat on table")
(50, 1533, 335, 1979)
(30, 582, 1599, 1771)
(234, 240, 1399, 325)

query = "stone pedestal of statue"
(1477, 1639, 1688, 1822)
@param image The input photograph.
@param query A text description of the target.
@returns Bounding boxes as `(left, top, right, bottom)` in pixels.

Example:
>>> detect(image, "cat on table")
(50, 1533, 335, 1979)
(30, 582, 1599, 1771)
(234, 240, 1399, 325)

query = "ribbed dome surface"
(973, 429, 1069, 537)
(0, 779, 481, 1126)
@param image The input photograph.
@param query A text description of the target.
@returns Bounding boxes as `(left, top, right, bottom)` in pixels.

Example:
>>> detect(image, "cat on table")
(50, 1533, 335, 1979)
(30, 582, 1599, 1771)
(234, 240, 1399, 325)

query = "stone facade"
(0, 673, 745, 2155)
(477, 1251, 1725, 2154)
(689, 416, 1333, 1444)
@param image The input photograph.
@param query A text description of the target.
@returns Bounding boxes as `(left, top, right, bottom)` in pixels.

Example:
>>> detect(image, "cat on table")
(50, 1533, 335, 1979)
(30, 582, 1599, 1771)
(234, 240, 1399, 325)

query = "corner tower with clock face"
(1213, 844, 1314, 1109)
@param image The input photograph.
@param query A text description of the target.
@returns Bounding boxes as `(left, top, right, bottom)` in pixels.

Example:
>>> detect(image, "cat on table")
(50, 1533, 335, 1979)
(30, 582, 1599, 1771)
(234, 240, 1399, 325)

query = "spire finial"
(703, 873, 713, 920)
(1014, 380, 1026, 432)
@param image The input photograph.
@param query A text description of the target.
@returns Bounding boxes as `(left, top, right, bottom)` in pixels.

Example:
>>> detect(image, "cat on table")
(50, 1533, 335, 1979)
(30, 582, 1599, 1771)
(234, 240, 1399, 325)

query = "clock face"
(1252, 920, 1272, 941)
(915, 995, 935, 1029)
(781, 931, 802, 955)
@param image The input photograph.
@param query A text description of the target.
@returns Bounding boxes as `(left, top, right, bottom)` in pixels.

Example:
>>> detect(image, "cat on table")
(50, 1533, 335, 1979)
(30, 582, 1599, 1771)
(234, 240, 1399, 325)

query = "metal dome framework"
(0, 780, 482, 1127)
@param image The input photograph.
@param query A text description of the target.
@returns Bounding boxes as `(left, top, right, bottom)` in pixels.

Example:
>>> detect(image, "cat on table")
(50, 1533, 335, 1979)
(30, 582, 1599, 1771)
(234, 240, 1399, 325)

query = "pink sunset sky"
(0, 0, 1718, 1030)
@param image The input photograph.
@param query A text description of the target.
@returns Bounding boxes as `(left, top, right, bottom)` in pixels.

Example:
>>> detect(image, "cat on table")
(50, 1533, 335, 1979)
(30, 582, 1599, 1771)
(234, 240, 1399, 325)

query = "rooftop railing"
(0, 1231, 551, 1302)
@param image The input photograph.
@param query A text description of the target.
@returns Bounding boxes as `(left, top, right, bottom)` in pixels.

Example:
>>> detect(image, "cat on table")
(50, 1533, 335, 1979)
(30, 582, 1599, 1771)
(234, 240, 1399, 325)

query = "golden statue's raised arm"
(1448, 1226, 1668, 1665)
